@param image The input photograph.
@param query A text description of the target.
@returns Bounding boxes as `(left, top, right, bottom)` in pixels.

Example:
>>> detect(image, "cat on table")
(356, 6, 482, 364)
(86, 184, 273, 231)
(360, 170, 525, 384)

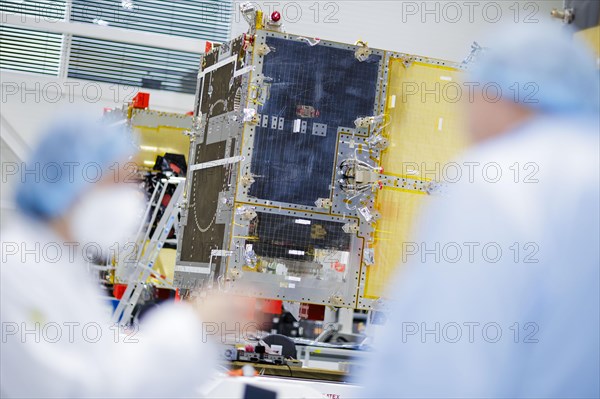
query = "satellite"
(174, 4, 468, 309)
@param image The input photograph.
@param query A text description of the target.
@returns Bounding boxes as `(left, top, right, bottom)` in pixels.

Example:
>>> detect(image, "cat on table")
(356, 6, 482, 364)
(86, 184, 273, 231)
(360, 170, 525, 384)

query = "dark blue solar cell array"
(251, 212, 351, 261)
(249, 36, 381, 206)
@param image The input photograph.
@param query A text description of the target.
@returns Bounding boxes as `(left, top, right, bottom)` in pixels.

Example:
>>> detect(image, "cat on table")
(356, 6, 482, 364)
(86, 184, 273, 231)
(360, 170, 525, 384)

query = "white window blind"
(0, 26, 63, 76)
(70, 0, 231, 41)
(68, 37, 201, 93)
(0, 1, 66, 76)
(67, 0, 231, 93)
(0, 0, 66, 19)
(1, 0, 232, 94)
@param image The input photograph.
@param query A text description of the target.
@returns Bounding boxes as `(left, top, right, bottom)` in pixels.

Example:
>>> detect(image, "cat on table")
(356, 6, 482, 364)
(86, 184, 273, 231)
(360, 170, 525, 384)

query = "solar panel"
(249, 37, 381, 205)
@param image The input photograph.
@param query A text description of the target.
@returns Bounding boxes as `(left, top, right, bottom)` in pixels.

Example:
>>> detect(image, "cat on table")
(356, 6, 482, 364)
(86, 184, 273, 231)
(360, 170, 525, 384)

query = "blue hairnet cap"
(16, 114, 137, 220)
(469, 22, 600, 115)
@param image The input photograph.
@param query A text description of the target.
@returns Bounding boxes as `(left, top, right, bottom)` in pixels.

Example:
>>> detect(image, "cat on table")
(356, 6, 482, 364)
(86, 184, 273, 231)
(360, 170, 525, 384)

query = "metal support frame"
(112, 178, 185, 325)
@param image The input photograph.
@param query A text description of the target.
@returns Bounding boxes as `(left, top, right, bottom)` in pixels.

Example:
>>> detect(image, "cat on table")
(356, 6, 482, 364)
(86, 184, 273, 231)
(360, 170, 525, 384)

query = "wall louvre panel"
(68, 37, 201, 93)
(1, 0, 231, 93)
(0, 26, 63, 76)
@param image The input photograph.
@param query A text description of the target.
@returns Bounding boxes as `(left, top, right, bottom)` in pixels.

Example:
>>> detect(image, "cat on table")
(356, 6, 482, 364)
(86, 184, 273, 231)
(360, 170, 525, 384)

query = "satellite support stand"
(112, 177, 185, 325)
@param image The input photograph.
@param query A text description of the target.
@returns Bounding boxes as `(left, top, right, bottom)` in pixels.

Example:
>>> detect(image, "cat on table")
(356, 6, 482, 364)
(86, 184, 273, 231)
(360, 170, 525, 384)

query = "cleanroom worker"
(360, 22, 599, 398)
(0, 116, 216, 397)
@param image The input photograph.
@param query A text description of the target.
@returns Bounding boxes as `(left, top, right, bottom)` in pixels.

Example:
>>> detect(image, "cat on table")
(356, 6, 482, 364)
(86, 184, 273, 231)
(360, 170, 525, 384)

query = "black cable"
(284, 362, 293, 378)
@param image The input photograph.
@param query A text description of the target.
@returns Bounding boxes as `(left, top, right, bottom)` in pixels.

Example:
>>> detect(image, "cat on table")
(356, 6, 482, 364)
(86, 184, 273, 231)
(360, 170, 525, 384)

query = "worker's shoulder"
(479, 116, 596, 159)
(437, 116, 599, 235)
(1, 218, 65, 271)
(462, 116, 599, 189)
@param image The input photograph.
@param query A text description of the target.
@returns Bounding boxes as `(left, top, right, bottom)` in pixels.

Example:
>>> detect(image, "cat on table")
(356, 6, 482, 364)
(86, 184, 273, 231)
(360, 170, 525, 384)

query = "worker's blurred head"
(467, 21, 599, 143)
(16, 113, 144, 249)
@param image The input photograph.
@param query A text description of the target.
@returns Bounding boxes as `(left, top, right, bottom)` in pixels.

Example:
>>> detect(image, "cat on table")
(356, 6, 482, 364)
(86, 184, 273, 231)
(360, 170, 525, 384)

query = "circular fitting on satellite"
(271, 11, 281, 22)
(330, 295, 344, 306)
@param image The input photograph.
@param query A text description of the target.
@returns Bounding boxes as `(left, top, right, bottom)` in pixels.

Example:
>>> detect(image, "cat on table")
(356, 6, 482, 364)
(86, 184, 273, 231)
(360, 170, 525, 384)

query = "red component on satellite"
(299, 303, 326, 320)
(132, 92, 150, 109)
(271, 11, 281, 22)
(296, 105, 320, 118)
(242, 33, 255, 50)
(243, 33, 254, 44)
(333, 262, 346, 272)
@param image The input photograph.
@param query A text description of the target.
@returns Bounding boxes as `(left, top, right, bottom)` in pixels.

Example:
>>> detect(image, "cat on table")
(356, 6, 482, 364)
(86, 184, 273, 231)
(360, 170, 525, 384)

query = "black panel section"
(249, 37, 381, 206)
(178, 37, 246, 265)
(249, 212, 350, 262)
(199, 36, 247, 118)
(179, 142, 226, 264)
(200, 62, 234, 117)
(230, 138, 237, 158)
(231, 36, 246, 70)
